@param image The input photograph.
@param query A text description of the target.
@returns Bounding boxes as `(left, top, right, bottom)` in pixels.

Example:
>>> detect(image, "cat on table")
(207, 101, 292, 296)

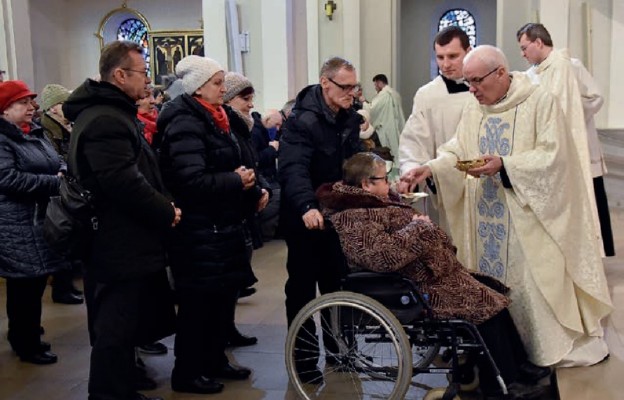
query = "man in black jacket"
(63, 40, 181, 400)
(278, 56, 362, 383)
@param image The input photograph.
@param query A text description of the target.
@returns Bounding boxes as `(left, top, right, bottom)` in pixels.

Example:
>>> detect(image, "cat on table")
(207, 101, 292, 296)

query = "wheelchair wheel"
(285, 291, 413, 399)
(423, 387, 461, 400)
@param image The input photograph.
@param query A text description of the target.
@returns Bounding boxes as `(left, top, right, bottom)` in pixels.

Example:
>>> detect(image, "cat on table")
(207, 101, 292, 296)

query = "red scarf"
(20, 122, 31, 134)
(194, 97, 230, 133)
(137, 109, 158, 144)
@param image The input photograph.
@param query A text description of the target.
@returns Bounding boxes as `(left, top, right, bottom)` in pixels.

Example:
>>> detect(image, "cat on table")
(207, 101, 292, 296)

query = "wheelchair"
(285, 271, 508, 400)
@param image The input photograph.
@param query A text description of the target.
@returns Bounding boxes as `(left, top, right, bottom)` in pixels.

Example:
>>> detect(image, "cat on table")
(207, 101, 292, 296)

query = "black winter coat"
(63, 79, 175, 283)
(251, 112, 278, 183)
(157, 94, 258, 290)
(278, 84, 362, 228)
(0, 118, 69, 278)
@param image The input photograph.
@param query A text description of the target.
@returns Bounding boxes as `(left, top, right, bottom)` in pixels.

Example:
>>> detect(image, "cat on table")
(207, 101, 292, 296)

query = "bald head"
(462, 45, 511, 105)
(463, 45, 509, 72)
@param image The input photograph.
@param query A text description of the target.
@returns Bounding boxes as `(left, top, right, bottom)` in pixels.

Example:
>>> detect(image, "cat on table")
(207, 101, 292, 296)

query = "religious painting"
(149, 30, 203, 85)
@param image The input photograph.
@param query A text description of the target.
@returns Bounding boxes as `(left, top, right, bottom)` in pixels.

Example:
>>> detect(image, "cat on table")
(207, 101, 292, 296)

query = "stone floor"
(1, 210, 622, 399)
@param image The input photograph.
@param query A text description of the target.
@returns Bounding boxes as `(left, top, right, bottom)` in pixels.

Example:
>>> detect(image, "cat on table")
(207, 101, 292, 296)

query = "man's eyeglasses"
(519, 41, 535, 52)
(464, 67, 499, 87)
(122, 68, 149, 77)
(328, 77, 357, 93)
(368, 175, 388, 183)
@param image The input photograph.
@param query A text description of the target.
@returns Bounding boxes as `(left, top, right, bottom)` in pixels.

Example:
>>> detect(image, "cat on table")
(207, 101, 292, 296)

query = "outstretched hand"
(399, 166, 432, 193)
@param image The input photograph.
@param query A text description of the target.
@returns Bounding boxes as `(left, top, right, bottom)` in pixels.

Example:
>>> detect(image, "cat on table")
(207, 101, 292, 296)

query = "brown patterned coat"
(317, 182, 510, 324)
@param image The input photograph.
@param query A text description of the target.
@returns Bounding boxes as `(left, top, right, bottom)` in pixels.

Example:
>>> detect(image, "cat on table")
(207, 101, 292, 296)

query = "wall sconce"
(325, 0, 337, 21)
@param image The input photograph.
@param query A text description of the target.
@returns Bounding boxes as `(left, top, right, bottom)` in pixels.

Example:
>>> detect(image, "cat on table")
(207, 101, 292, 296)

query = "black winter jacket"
(251, 112, 278, 183)
(63, 79, 175, 283)
(278, 84, 362, 226)
(0, 118, 69, 278)
(157, 94, 258, 290)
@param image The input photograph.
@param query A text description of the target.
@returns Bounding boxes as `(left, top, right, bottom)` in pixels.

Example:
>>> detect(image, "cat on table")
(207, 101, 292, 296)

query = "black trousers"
(5, 275, 48, 355)
(284, 226, 347, 370)
(85, 270, 174, 400)
(594, 176, 615, 256)
(476, 309, 527, 395)
(173, 286, 237, 379)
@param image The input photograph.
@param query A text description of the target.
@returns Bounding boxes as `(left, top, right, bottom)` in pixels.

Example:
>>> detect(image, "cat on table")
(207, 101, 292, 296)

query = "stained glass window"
(117, 18, 150, 75)
(439, 9, 476, 47)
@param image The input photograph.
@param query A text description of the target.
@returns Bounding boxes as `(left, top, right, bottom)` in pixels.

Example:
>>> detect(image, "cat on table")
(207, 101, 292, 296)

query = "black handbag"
(43, 175, 97, 258)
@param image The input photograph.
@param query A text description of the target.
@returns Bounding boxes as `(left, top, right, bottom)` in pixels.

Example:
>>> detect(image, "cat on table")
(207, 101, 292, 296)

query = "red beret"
(0, 80, 37, 112)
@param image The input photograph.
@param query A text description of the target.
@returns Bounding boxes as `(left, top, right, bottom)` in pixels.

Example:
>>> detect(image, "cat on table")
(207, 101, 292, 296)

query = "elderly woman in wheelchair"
(285, 153, 550, 400)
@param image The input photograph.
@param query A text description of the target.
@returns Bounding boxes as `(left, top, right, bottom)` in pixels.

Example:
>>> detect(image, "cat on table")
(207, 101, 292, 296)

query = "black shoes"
(134, 393, 164, 400)
(226, 329, 258, 347)
(137, 342, 168, 355)
(518, 361, 551, 384)
(213, 363, 252, 380)
(239, 287, 257, 298)
(52, 292, 84, 305)
(171, 376, 224, 394)
(19, 350, 58, 365)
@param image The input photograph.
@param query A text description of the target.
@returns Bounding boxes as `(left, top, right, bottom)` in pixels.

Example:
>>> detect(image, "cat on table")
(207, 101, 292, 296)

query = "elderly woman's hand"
(235, 166, 255, 190)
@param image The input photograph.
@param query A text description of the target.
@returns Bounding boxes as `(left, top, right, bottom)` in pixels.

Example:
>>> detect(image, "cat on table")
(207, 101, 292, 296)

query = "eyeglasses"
(519, 41, 535, 52)
(328, 77, 357, 93)
(464, 67, 499, 87)
(368, 175, 388, 183)
(122, 68, 149, 77)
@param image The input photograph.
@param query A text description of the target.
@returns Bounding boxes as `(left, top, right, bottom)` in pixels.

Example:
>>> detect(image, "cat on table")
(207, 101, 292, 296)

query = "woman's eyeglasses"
(368, 175, 389, 183)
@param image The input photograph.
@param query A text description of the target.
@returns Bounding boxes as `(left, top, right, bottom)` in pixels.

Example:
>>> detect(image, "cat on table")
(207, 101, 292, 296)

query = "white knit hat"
(175, 55, 224, 95)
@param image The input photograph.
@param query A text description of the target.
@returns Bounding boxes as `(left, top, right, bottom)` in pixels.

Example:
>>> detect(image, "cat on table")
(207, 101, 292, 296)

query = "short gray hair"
(319, 57, 354, 79)
(463, 45, 509, 71)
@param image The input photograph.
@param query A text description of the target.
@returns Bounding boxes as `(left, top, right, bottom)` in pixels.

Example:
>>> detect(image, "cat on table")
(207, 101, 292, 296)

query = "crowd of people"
(0, 20, 616, 400)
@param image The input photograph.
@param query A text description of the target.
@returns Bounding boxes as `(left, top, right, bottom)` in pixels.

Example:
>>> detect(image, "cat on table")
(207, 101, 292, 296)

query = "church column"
(202, 0, 229, 69)
(341, 0, 361, 72)
(1, 0, 35, 87)
(306, 0, 320, 83)
(608, 0, 624, 127)
(259, 0, 289, 109)
(538, 0, 570, 48)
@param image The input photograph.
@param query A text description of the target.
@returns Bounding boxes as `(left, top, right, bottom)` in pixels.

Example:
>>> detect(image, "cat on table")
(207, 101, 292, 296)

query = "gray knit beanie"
(175, 55, 223, 95)
(41, 84, 71, 111)
(223, 72, 253, 103)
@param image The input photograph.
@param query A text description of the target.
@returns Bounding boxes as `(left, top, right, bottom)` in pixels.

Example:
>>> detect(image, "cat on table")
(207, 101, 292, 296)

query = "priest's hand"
(400, 166, 432, 192)
(468, 155, 502, 177)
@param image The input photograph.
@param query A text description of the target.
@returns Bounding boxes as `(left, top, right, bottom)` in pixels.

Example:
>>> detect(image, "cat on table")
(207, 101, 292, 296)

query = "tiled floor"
(0, 210, 622, 399)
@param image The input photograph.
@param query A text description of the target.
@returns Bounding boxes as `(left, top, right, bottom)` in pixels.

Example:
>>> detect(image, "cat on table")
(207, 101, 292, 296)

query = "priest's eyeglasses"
(465, 67, 499, 87)
(328, 77, 357, 93)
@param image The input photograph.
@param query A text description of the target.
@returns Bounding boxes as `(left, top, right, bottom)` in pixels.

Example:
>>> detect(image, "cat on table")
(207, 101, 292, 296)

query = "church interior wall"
(28, 0, 202, 94)
(399, 0, 498, 118)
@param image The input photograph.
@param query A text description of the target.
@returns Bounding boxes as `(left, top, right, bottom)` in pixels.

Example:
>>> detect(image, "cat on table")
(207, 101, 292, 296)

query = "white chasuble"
(427, 72, 612, 366)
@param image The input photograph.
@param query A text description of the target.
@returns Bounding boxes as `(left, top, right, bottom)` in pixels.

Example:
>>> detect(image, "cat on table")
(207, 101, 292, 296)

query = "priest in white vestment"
(517, 22, 614, 257)
(401, 45, 612, 368)
(367, 74, 405, 165)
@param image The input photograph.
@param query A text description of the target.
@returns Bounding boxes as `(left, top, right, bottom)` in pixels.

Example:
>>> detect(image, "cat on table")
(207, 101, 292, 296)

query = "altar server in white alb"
(398, 26, 473, 230)
(401, 45, 612, 368)
(517, 22, 614, 257)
